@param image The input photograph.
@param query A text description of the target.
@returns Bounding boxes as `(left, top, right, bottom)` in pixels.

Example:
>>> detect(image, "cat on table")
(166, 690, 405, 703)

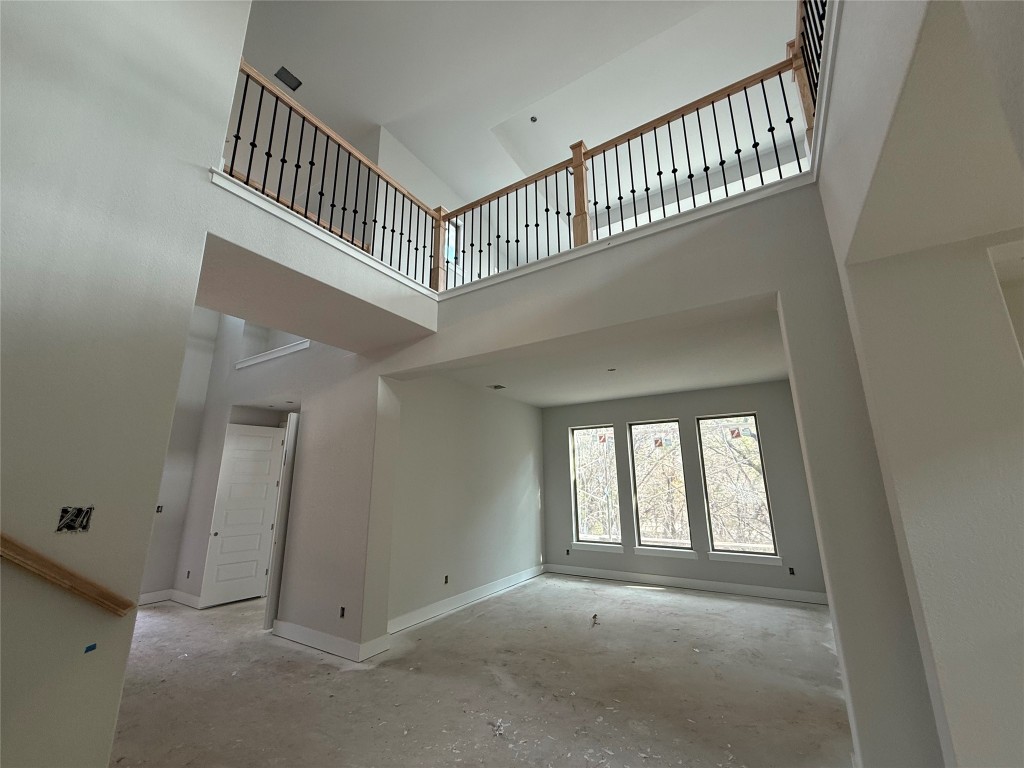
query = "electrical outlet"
(186, 570, 191, 579)
(788, 567, 795, 575)
(444, 575, 449, 585)
(339, 606, 346, 618)
(56, 506, 93, 533)
(156, 505, 163, 514)
(566, 549, 570, 556)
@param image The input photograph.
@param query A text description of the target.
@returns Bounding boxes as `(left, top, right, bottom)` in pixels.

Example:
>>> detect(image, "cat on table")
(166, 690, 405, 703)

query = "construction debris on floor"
(111, 574, 852, 767)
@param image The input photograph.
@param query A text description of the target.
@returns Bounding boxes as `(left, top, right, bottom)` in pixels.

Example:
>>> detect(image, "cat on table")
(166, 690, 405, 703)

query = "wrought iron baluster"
(304, 126, 318, 218)
(760, 79, 783, 179)
(639, 132, 652, 222)
(362, 166, 372, 246)
(602, 152, 612, 238)
(329, 143, 342, 232)
(276, 107, 293, 203)
(726, 94, 746, 192)
(229, 73, 250, 177)
(710, 102, 728, 197)
(536, 180, 544, 259)
(778, 73, 803, 173)
(290, 118, 306, 211)
(652, 126, 666, 216)
(350, 161, 362, 244)
(245, 85, 265, 186)
(743, 86, 765, 187)
(340, 153, 352, 238)
(626, 139, 638, 229)
(666, 119, 682, 213)
(681, 114, 697, 209)
(261, 96, 279, 195)
(695, 108, 712, 203)
(316, 134, 329, 224)
(614, 144, 625, 232)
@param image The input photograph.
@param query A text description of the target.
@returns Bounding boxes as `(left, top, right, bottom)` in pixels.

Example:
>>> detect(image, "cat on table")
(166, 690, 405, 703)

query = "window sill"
(708, 552, 783, 566)
(235, 339, 311, 369)
(634, 546, 699, 560)
(572, 541, 624, 553)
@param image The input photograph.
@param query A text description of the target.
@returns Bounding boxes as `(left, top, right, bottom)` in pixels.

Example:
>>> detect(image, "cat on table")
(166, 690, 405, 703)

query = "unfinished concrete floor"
(112, 575, 852, 767)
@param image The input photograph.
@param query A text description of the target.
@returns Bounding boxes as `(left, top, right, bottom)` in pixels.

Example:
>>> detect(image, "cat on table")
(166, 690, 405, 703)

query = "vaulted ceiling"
(242, 1, 796, 205)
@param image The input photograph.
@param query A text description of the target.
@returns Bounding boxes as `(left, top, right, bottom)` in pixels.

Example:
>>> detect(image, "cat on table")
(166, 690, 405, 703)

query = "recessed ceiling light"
(275, 66, 302, 92)
(607, 368, 617, 372)
(487, 384, 507, 390)
(530, 116, 538, 123)
(285, 401, 294, 404)
(267, 404, 275, 408)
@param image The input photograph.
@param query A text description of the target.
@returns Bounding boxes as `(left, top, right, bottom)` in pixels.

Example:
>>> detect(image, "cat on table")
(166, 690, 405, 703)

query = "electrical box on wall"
(56, 506, 93, 533)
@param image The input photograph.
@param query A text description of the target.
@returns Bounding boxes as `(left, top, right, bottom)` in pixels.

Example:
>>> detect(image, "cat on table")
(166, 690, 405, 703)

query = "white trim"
(209, 169, 437, 300)
(572, 541, 624, 553)
(545, 564, 826, 605)
(633, 546, 700, 560)
(707, 551, 784, 566)
(387, 565, 543, 634)
(169, 589, 202, 609)
(235, 339, 311, 369)
(272, 620, 391, 662)
(809, 0, 842, 182)
(438, 172, 815, 300)
(138, 590, 174, 606)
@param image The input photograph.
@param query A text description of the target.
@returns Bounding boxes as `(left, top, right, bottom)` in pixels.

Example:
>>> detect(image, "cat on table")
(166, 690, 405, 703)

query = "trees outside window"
(629, 421, 691, 548)
(570, 426, 620, 543)
(697, 414, 777, 554)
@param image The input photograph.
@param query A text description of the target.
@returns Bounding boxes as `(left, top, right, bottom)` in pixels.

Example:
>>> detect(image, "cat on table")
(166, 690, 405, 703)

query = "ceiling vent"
(487, 384, 507, 390)
(275, 67, 302, 92)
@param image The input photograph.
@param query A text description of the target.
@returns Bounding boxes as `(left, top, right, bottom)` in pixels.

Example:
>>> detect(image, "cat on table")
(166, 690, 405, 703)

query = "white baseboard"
(387, 564, 544, 634)
(169, 589, 202, 609)
(137, 589, 202, 609)
(138, 590, 173, 606)
(273, 620, 390, 662)
(544, 564, 828, 605)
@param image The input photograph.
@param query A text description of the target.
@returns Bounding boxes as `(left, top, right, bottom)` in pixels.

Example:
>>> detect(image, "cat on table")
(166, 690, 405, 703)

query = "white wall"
(388, 377, 543, 625)
(841, 238, 1024, 767)
(0, 3, 251, 765)
(1000, 278, 1024, 353)
(353, 181, 939, 766)
(542, 381, 826, 600)
(140, 307, 220, 595)
(819, 3, 1024, 764)
(376, 126, 464, 212)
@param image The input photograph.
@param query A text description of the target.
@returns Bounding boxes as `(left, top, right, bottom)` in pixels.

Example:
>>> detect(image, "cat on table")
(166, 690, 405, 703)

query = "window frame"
(568, 424, 622, 545)
(695, 411, 779, 556)
(627, 418, 693, 551)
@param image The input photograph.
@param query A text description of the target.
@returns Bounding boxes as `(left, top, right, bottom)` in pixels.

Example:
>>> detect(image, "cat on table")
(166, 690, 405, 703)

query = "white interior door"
(264, 412, 300, 629)
(200, 424, 285, 608)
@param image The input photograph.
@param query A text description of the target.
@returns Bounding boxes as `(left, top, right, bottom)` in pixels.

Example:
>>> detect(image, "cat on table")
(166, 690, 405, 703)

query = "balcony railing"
(222, 1, 826, 292)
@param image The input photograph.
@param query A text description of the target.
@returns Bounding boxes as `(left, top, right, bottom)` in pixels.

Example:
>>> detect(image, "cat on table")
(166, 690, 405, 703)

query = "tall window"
(697, 414, 777, 554)
(570, 426, 620, 543)
(629, 421, 691, 548)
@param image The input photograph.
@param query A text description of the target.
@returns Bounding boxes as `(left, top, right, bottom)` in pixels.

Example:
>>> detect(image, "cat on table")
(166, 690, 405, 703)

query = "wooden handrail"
(1, 532, 135, 616)
(239, 59, 440, 220)
(443, 157, 573, 221)
(583, 58, 794, 159)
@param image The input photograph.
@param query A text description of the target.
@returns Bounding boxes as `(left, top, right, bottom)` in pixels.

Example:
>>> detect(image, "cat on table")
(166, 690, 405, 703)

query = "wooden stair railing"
(0, 532, 136, 616)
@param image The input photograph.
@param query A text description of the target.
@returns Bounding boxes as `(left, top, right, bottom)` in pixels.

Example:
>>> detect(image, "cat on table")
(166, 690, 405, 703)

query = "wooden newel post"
(430, 206, 449, 292)
(570, 140, 591, 247)
(788, 36, 815, 143)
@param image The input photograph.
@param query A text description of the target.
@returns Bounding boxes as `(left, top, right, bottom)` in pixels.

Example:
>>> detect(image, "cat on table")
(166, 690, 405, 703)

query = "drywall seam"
(387, 565, 544, 634)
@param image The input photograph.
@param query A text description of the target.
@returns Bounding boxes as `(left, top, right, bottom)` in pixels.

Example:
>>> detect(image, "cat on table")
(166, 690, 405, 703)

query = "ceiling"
(242, 1, 796, 205)
(394, 296, 788, 408)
